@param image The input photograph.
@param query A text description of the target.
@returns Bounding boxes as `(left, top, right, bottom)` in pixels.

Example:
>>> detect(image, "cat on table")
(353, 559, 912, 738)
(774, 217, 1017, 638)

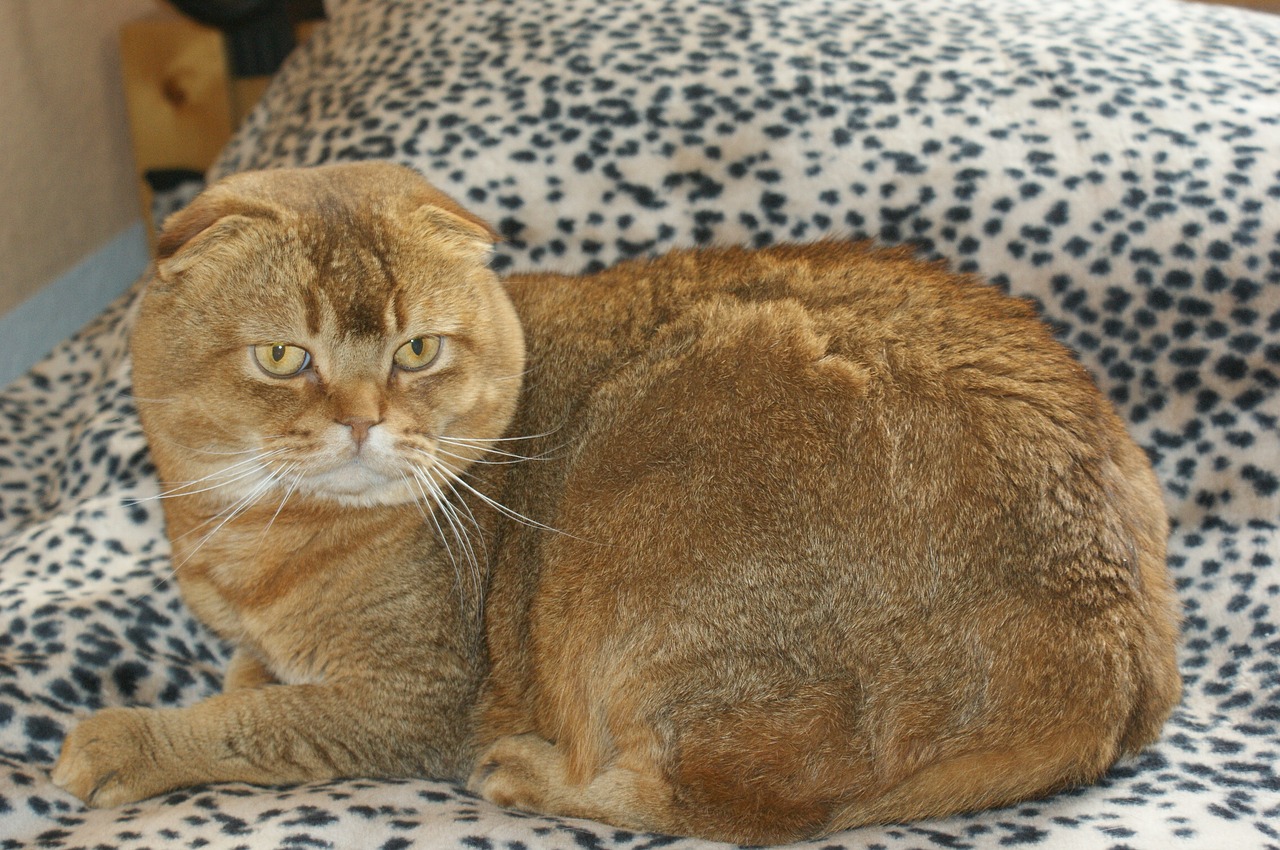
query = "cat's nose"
(339, 416, 380, 449)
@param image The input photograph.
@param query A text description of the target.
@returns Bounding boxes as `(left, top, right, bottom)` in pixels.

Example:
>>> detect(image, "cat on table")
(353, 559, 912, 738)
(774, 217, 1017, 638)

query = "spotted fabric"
(3, 0, 1278, 846)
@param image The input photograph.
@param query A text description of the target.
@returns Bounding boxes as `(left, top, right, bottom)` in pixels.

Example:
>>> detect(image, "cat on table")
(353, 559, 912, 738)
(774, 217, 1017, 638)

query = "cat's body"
(53, 163, 1181, 843)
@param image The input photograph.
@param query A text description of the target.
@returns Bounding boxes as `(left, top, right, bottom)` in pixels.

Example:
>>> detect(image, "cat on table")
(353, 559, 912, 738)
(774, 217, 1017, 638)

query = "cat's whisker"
(258, 464, 302, 543)
(435, 472, 489, 610)
(490, 367, 534, 382)
(175, 398, 277, 446)
(172, 464, 288, 572)
(436, 494, 483, 600)
(130, 565, 182, 607)
(127, 450, 289, 505)
(432, 462, 575, 539)
(437, 472, 485, 535)
(406, 467, 453, 540)
(431, 445, 531, 467)
(166, 448, 287, 482)
(143, 460, 270, 494)
(148, 432, 271, 457)
(432, 469, 486, 554)
(430, 472, 484, 570)
(126, 467, 268, 510)
(127, 394, 177, 405)
(435, 432, 569, 467)
(412, 463, 486, 603)
(441, 425, 564, 444)
(408, 468, 474, 602)
(164, 457, 293, 545)
(127, 463, 290, 605)
(398, 471, 434, 523)
(434, 435, 558, 463)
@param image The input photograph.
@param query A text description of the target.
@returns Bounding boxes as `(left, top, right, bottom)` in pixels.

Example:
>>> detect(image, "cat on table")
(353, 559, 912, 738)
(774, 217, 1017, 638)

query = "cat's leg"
(469, 730, 844, 843)
(469, 734, 675, 836)
(469, 676, 1126, 843)
(52, 679, 468, 808)
(223, 647, 277, 690)
(470, 683, 868, 843)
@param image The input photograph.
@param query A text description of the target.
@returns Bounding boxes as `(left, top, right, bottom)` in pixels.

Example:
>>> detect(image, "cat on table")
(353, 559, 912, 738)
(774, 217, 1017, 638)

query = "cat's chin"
(297, 465, 420, 508)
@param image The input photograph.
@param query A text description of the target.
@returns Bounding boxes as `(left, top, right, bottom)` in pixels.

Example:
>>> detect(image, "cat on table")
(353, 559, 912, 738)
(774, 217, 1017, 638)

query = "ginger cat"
(53, 162, 1182, 843)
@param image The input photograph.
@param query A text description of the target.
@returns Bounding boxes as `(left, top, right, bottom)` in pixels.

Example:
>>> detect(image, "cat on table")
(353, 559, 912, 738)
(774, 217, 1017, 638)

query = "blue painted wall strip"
(0, 222, 150, 388)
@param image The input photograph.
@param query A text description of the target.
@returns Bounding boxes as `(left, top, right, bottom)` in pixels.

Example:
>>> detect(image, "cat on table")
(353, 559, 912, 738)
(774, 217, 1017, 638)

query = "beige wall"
(0, 0, 158, 317)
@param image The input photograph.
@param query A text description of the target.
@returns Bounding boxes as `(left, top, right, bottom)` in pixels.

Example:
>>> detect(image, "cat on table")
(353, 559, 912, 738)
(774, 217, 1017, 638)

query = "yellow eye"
(252, 343, 311, 377)
(394, 336, 442, 371)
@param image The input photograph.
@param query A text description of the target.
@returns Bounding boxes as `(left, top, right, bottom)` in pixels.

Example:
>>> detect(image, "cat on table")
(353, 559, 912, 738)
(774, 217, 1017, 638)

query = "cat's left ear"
(406, 183, 501, 260)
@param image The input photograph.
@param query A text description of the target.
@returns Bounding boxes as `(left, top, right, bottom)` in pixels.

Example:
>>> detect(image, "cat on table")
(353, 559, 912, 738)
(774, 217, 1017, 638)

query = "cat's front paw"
(52, 707, 175, 808)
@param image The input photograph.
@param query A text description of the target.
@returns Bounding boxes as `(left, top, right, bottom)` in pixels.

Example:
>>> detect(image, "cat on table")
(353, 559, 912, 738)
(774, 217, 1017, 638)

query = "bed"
(2, 0, 1278, 846)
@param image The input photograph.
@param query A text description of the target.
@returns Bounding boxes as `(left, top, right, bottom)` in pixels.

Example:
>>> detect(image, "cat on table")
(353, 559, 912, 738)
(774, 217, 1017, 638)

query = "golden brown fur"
(53, 163, 1181, 842)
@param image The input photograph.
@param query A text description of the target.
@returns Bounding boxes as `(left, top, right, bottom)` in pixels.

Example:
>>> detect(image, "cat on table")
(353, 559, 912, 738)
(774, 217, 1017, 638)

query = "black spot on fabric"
(24, 717, 61, 742)
(112, 661, 149, 698)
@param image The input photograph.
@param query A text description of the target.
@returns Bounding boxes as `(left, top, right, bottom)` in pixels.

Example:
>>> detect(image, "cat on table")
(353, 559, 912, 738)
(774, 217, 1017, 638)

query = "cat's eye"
(394, 336, 442, 371)
(252, 343, 311, 377)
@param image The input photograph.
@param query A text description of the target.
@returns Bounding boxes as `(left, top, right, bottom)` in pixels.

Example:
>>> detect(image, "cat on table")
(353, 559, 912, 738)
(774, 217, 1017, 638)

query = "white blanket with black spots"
(2, 0, 1278, 846)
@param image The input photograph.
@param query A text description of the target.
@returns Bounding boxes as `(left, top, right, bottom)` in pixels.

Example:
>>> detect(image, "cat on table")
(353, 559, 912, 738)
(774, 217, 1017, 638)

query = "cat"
(52, 162, 1182, 843)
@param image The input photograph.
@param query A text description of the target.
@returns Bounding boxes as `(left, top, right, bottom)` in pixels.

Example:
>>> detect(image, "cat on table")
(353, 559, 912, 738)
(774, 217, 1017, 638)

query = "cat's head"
(131, 162, 526, 510)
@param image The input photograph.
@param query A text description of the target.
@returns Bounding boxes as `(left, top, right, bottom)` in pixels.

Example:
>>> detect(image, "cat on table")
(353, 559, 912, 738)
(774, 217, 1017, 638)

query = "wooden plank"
(1188, 0, 1280, 12)
(120, 14, 234, 250)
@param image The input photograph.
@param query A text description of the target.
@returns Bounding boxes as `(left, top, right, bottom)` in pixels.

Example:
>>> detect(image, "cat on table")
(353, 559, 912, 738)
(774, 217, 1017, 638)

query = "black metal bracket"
(165, 0, 322, 77)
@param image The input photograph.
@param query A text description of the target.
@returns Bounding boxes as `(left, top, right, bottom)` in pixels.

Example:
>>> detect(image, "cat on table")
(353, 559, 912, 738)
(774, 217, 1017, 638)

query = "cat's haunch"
(54, 162, 1181, 842)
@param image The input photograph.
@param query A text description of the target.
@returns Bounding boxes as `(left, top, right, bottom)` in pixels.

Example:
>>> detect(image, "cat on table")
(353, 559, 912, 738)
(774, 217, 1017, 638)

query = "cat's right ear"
(154, 190, 279, 282)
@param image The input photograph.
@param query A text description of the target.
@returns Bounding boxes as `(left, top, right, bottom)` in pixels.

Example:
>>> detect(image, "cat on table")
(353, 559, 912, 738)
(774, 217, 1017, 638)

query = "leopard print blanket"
(2, 0, 1277, 846)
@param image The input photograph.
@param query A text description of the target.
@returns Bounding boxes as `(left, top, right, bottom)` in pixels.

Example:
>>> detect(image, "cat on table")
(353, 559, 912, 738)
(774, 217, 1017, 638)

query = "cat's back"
(512, 240, 1076, 384)
(508, 240, 1114, 464)
(503, 237, 1174, 643)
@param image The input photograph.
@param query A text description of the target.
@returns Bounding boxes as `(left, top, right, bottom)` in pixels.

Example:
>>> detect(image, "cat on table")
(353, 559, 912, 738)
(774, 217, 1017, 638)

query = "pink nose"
(339, 417, 379, 449)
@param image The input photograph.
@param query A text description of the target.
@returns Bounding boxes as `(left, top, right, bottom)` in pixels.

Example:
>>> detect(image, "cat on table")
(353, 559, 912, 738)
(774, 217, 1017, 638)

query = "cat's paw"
(468, 734, 564, 813)
(51, 707, 175, 808)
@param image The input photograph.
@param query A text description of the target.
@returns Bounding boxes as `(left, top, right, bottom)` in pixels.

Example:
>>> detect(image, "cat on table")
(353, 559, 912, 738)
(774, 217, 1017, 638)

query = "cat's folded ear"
(404, 181, 501, 261)
(153, 187, 280, 283)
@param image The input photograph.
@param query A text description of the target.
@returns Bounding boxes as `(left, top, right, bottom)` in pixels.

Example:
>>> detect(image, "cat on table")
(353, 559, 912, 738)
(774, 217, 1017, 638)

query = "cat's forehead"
(277, 217, 472, 341)
(303, 241, 400, 339)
